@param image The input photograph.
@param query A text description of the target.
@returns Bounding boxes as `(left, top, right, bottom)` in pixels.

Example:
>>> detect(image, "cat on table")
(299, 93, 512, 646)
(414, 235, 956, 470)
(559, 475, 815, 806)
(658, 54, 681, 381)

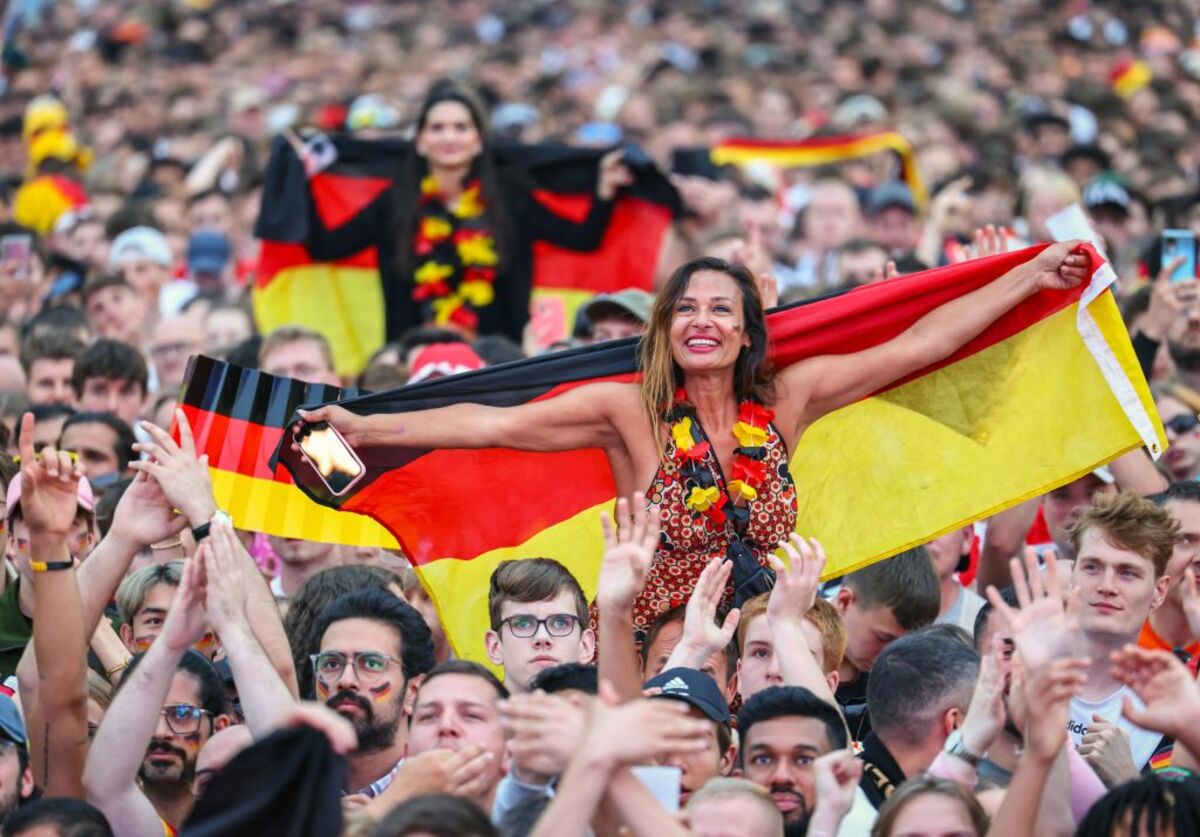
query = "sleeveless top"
(633, 405, 798, 635)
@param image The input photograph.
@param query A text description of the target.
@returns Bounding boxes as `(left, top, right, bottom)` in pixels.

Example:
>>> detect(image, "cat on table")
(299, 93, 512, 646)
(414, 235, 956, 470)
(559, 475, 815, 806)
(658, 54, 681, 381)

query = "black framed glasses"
(500, 614, 581, 639)
(1165, 413, 1200, 435)
(310, 651, 401, 687)
(160, 703, 211, 735)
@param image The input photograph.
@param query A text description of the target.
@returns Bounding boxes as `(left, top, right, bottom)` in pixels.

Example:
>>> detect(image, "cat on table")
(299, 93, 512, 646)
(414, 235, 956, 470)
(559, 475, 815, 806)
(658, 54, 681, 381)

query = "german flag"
(184, 243, 1158, 663)
(177, 356, 398, 549)
(253, 134, 681, 376)
(710, 131, 927, 208)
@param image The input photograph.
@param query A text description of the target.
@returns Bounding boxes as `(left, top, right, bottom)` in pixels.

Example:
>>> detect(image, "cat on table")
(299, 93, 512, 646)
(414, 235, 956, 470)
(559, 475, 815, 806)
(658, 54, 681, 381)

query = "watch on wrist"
(944, 729, 984, 768)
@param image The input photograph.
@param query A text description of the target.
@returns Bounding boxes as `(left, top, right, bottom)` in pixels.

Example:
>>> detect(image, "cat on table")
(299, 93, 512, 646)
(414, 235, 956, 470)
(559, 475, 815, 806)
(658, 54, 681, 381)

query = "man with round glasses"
(483, 558, 595, 695)
(311, 587, 435, 798)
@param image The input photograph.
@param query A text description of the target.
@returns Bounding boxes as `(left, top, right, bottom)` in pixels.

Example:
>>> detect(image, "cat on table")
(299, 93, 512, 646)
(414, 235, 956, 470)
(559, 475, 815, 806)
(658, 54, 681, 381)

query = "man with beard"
(83, 545, 231, 835)
(311, 588, 436, 798)
(736, 686, 846, 832)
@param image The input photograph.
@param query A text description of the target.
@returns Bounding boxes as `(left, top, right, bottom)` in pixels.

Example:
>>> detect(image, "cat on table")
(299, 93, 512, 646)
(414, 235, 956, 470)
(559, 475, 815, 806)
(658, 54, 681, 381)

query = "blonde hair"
(736, 593, 847, 674)
(686, 777, 783, 833)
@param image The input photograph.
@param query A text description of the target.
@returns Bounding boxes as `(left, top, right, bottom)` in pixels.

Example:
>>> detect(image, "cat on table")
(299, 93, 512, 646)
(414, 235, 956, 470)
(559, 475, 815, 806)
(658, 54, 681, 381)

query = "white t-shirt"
(935, 584, 986, 635)
(1069, 687, 1162, 770)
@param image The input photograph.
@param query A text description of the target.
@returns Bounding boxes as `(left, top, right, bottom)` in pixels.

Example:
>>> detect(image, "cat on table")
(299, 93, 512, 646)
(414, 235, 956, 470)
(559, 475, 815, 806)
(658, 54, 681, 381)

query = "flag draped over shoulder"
(253, 134, 681, 376)
(710, 131, 927, 208)
(180, 243, 1159, 663)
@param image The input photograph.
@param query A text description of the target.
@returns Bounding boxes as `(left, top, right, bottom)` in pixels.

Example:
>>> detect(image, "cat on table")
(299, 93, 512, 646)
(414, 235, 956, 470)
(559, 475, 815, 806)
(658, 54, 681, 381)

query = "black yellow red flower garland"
(667, 389, 774, 530)
(412, 175, 498, 331)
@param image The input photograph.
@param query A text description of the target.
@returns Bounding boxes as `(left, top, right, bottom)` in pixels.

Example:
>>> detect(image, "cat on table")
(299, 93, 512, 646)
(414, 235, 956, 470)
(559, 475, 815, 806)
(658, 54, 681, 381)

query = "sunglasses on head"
(1165, 413, 1200, 435)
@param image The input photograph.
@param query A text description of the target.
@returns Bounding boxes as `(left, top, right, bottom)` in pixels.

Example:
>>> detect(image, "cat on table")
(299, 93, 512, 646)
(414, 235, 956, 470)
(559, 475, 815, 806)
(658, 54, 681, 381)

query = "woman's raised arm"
(778, 241, 1089, 435)
(297, 380, 635, 454)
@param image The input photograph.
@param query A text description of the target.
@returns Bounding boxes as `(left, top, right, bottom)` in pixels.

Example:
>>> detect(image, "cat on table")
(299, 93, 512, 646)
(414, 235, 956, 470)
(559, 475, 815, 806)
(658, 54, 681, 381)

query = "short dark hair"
(23, 305, 92, 341)
(1149, 480, 1200, 508)
(80, 273, 134, 307)
(71, 339, 148, 397)
(737, 686, 847, 757)
(1076, 773, 1200, 837)
(122, 649, 229, 719)
(420, 659, 510, 702)
(528, 663, 598, 695)
(471, 335, 524, 366)
(61, 411, 137, 471)
(315, 589, 436, 683)
(844, 547, 940, 631)
(399, 326, 467, 356)
(973, 585, 1018, 650)
(867, 629, 980, 749)
(19, 330, 85, 375)
(641, 603, 739, 679)
(3, 797, 114, 836)
(488, 558, 588, 631)
(283, 565, 403, 700)
(93, 477, 132, 537)
(368, 793, 498, 837)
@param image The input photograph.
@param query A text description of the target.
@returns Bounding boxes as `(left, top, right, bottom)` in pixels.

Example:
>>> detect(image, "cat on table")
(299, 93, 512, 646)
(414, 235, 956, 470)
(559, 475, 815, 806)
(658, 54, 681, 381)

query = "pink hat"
(408, 343, 485, 384)
(6, 472, 96, 520)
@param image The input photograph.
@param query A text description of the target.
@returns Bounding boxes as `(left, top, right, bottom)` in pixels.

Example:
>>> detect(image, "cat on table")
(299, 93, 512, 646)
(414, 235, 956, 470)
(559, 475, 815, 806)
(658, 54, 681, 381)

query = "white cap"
(108, 226, 172, 270)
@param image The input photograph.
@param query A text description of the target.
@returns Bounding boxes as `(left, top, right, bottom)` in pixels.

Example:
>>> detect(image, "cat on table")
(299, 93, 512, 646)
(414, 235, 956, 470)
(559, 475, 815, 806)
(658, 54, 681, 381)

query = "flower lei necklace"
(412, 174, 498, 330)
(666, 388, 775, 531)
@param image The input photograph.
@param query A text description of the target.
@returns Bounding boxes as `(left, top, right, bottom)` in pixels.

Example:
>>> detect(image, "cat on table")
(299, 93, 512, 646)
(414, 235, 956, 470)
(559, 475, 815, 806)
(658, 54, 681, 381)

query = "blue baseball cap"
(187, 230, 232, 276)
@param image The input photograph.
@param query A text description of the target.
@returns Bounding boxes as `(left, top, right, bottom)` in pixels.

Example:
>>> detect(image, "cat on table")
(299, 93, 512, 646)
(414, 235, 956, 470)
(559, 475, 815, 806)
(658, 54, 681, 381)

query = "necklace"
(667, 388, 774, 531)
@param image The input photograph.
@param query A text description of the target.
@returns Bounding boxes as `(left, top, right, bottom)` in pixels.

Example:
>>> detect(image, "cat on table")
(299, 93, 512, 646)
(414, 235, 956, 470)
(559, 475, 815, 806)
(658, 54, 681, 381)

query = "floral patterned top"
(634, 406, 798, 635)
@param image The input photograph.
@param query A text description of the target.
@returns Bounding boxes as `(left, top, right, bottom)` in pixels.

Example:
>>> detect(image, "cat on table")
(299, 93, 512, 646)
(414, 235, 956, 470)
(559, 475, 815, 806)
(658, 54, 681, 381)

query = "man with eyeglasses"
(483, 558, 595, 695)
(311, 587, 435, 798)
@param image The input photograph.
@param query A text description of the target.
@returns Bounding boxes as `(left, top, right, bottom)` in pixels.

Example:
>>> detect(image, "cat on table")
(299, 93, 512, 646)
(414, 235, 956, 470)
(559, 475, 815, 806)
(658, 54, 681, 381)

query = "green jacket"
(0, 579, 32, 680)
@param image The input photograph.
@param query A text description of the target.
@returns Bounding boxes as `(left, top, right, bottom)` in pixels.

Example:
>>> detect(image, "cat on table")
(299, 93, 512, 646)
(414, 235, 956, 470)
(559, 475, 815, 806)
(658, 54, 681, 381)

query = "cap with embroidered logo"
(644, 666, 730, 725)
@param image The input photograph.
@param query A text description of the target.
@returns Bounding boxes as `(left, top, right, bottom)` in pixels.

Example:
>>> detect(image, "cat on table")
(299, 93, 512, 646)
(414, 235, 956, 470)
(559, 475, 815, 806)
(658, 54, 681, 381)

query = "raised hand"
(500, 690, 588, 783)
(200, 513, 249, 635)
(293, 405, 366, 448)
(1137, 256, 1196, 340)
(584, 681, 711, 768)
(131, 409, 216, 527)
(108, 471, 189, 550)
(808, 749, 864, 836)
(1111, 644, 1200, 742)
(972, 224, 1007, 259)
(928, 175, 972, 235)
(669, 555, 740, 667)
(766, 534, 825, 625)
(732, 220, 778, 309)
(1022, 656, 1088, 764)
(986, 547, 1083, 673)
(595, 493, 659, 613)
(390, 745, 496, 802)
(16, 413, 85, 538)
(958, 634, 1009, 757)
(160, 549, 210, 653)
(1079, 715, 1139, 787)
(1179, 567, 1200, 642)
(1022, 241, 1090, 293)
(597, 150, 635, 201)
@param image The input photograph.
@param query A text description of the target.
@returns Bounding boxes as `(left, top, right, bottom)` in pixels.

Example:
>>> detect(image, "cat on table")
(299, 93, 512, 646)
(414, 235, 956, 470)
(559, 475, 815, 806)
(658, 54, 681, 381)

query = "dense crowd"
(0, 1, 1196, 836)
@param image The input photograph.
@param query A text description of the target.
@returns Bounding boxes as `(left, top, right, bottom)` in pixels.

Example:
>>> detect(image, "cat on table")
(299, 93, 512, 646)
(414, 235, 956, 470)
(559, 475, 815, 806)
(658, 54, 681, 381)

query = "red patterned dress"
(633, 404, 798, 636)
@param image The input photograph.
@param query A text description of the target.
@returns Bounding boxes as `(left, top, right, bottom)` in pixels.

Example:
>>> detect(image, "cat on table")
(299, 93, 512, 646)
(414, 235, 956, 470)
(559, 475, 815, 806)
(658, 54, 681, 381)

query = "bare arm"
(782, 242, 1089, 431)
(83, 557, 209, 837)
(136, 412, 298, 696)
(1107, 448, 1168, 496)
(202, 516, 296, 738)
(18, 420, 90, 798)
(298, 381, 632, 454)
(595, 495, 657, 702)
(976, 498, 1039, 592)
(767, 536, 836, 703)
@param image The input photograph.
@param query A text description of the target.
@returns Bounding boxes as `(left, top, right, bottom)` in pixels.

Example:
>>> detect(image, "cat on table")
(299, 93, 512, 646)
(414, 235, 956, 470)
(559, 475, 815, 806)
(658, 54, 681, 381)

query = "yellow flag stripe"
(252, 263, 386, 378)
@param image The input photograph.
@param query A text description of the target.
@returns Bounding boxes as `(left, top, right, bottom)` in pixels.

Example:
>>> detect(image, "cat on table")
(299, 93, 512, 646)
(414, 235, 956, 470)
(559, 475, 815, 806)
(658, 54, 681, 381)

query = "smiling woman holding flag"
(295, 242, 1090, 633)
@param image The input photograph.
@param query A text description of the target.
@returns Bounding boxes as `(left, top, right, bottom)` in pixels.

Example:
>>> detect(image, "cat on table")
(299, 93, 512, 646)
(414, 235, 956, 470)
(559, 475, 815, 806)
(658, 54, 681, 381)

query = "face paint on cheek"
(135, 637, 153, 652)
(368, 683, 393, 704)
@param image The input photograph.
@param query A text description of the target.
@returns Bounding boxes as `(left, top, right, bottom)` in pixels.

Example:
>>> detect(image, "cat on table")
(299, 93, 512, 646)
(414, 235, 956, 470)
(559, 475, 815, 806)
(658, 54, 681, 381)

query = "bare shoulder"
(574, 379, 644, 413)
(772, 366, 813, 446)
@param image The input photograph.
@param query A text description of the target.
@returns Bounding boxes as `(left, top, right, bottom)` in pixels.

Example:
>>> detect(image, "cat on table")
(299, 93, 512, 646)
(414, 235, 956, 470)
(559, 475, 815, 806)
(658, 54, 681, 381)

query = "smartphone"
(1162, 229, 1196, 283)
(296, 421, 365, 496)
(0, 234, 32, 279)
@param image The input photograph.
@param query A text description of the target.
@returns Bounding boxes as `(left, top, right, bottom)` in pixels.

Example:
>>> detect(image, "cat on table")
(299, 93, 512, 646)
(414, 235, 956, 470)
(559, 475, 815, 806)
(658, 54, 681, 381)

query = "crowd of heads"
(0, 0, 1194, 835)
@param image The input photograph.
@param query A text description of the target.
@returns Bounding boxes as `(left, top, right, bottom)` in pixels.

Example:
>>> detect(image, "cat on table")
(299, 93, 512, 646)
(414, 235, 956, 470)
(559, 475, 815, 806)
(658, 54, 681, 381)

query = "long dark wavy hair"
(638, 256, 775, 439)
(394, 81, 515, 279)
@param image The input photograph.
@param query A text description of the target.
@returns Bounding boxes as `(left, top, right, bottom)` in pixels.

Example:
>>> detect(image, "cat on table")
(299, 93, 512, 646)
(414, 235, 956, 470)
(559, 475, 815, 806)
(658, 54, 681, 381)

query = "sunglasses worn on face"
(1165, 413, 1200, 435)
(160, 703, 211, 735)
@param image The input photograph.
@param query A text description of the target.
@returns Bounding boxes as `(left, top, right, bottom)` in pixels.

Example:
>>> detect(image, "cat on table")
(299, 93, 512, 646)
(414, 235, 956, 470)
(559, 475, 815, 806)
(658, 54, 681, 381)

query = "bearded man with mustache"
(311, 589, 436, 798)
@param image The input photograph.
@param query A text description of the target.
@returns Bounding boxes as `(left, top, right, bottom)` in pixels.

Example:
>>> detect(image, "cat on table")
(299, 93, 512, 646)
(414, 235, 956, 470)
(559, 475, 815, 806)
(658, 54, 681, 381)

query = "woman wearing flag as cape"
(295, 242, 1090, 635)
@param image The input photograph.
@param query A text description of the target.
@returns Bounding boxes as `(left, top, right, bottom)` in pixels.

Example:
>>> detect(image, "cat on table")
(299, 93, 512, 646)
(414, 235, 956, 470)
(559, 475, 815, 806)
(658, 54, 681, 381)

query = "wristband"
(30, 560, 73, 573)
(105, 659, 131, 679)
(192, 510, 229, 544)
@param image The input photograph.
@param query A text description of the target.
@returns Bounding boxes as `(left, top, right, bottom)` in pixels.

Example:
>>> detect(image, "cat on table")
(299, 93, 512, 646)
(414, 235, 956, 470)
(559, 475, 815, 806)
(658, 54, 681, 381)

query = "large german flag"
(253, 134, 680, 376)
(710, 131, 927, 208)
(181, 244, 1159, 662)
